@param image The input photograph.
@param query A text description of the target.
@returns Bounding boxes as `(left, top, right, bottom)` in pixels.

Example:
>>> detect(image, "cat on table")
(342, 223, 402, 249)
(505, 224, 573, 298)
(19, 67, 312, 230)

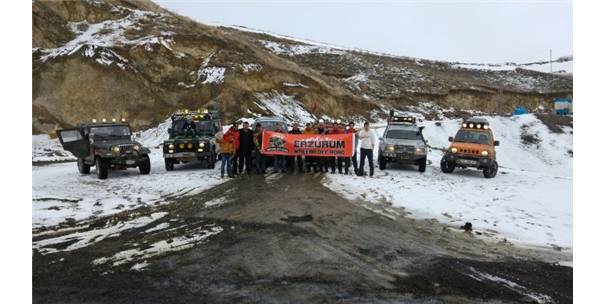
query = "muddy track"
(33, 173, 572, 303)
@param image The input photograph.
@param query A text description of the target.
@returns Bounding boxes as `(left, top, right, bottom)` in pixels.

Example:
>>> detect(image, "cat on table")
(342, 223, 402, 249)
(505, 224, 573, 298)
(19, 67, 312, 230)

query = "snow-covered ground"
(324, 114, 572, 248)
(32, 122, 226, 229)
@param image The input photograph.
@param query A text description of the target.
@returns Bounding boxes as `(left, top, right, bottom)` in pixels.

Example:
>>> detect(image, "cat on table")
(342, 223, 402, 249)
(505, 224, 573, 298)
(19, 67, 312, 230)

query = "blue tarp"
(512, 107, 529, 115)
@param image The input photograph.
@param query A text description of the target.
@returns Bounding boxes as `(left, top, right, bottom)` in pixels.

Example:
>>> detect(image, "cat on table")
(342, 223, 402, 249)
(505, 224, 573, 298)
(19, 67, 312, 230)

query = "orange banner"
(261, 131, 355, 157)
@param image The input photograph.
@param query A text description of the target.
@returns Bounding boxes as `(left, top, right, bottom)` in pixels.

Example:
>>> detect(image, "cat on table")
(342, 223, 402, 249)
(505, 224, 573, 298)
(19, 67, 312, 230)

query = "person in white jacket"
(357, 121, 376, 176)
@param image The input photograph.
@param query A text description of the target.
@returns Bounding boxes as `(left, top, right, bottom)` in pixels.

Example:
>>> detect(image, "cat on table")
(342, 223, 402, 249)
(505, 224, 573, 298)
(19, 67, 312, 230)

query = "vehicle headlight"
(133, 144, 141, 151)
(387, 145, 395, 152)
(481, 150, 488, 156)
(199, 142, 205, 148)
(179, 143, 185, 149)
(112, 146, 120, 153)
(415, 147, 426, 154)
(187, 143, 193, 149)
(168, 143, 174, 149)
(450, 147, 458, 153)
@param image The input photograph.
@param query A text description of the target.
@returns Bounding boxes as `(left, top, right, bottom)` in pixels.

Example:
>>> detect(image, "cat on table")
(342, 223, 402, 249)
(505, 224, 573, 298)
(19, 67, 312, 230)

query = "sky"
(154, 0, 572, 64)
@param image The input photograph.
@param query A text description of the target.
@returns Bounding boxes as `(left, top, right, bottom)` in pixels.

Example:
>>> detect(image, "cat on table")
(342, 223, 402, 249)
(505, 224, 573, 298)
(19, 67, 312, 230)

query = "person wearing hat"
(288, 123, 304, 173)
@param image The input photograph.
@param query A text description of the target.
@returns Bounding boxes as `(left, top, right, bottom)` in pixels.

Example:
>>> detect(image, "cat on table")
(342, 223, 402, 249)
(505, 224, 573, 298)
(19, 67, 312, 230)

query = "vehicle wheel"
(95, 157, 109, 179)
(483, 161, 498, 178)
(77, 157, 90, 174)
(418, 157, 427, 173)
(164, 158, 174, 171)
(379, 155, 386, 170)
(440, 156, 455, 173)
(139, 155, 151, 174)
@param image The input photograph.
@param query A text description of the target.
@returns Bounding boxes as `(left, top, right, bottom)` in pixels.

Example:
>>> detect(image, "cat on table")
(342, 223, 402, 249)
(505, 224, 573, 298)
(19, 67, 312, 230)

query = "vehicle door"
(56, 128, 89, 158)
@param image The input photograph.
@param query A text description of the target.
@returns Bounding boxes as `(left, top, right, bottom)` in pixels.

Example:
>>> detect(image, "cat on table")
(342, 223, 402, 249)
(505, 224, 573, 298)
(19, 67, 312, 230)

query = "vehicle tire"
(379, 155, 386, 170)
(95, 157, 109, 179)
(139, 155, 151, 174)
(164, 158, 174, 171)
(440, 156, 455, 173)
(77, 157, 91, 174)
(483, 161, 498, 178)
(418, 157, 427, 173)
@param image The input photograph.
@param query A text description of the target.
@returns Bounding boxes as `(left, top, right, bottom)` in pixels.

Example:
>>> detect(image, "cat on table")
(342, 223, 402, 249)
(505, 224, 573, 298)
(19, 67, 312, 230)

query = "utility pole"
(549, 49, 553, 73)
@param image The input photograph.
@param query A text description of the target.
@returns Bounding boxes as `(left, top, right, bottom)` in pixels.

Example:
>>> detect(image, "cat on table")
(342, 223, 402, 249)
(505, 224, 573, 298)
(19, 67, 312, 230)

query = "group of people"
(215, 120, 377, 178)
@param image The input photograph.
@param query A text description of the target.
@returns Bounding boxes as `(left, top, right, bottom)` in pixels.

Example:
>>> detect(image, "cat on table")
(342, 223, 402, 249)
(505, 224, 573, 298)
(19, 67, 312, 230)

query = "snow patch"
(260, 40, 345, 56)
(254, 91, 316, 123)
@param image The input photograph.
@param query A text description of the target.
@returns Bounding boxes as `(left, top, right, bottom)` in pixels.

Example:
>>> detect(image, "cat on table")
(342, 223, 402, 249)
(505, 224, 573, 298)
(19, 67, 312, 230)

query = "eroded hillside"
(32, 0, 572, 133)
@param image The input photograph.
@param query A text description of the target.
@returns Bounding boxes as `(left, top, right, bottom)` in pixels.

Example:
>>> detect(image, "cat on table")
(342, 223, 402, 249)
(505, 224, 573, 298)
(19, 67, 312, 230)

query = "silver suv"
(378, 116, 427, 172)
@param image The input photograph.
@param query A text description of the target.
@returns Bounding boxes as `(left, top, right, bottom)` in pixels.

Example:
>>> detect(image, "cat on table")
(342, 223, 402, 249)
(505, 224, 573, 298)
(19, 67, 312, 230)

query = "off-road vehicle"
(252, 116, 289, 132)
(57, 119, 151, 179)
(378, 116, 427, 172)
(440, 117, 500, 178)
(163, 109, 221, 171)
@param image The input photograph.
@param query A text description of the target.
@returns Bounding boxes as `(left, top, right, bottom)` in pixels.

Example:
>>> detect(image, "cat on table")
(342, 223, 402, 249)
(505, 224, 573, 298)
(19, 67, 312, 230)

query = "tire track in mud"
(33, 173, 572, 303)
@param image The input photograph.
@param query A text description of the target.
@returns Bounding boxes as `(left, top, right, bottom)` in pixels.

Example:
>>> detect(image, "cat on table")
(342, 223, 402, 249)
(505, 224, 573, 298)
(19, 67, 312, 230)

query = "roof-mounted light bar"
(462, 121, 489, 130)
(389, 116, 416, 125)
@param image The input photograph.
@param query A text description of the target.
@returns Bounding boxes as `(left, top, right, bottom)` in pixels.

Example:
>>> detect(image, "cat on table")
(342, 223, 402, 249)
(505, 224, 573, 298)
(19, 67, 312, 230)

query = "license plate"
(179, 152, 197, 157)
(126, 160, 135, 165)
(398, 155, 409, 160)
(458, 159, 477, 165)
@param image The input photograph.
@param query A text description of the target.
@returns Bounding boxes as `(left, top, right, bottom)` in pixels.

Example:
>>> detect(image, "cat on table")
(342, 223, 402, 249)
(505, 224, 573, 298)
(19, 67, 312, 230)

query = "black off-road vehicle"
(57, 120, 151, 179)
(163, 110, 221, 171)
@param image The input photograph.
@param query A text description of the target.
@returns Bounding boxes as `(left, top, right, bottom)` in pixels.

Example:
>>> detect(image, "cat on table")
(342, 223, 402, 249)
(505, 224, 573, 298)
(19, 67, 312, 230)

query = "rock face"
(32, 0, 572, 134)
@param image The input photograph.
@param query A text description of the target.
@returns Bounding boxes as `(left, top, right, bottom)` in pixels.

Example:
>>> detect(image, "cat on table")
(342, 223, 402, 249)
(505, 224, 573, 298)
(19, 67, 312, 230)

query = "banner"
(261, 131, 354, 157)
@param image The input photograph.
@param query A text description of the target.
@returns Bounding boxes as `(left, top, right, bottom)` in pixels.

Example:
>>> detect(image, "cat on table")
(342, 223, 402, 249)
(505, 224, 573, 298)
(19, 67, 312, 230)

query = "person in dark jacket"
(253, 123, 266, 174)
(237, 121, 255, 174)
(316, 120, 329, 173)
(346, 121, 358, 175)
(273, 126, 287, 173)
(288, 123, 304, 173)
(328, 120, 345, 174)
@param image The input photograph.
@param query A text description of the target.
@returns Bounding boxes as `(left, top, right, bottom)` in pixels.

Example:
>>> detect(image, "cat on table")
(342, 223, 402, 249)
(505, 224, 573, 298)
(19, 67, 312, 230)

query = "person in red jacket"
(228, 122, 241, 175)
(329, 120, 345, 174)
(346, 121, 358, 175)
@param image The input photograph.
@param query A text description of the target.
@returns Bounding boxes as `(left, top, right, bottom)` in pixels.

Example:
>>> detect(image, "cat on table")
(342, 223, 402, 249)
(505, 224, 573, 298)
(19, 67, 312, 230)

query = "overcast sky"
(154, 0, 572, 64)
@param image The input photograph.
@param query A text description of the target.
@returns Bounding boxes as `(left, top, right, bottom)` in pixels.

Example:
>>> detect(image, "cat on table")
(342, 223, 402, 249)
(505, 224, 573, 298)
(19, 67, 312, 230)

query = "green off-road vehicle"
(163, 110, 221, 171)
(57, 119, 151, 179)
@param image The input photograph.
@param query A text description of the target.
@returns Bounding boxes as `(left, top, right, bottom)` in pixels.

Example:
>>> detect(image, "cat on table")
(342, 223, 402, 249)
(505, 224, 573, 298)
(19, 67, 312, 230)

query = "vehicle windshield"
(454, 130, 491, 145)
(255, 121, 288, 131)
(172, 119, 216, 136)
(89, 125, 131, 138)
(385, 129, 422, 140)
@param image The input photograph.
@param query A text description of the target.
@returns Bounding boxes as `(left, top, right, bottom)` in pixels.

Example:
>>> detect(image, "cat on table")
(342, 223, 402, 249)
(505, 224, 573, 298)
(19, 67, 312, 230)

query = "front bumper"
(104, 154, 147, 167)
(442, 153, 492, 168)
(164, 151, 213, 159)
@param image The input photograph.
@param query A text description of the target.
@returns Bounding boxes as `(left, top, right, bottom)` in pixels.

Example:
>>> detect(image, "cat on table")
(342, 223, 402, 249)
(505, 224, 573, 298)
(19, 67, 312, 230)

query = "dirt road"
(33, 172, 572, 303)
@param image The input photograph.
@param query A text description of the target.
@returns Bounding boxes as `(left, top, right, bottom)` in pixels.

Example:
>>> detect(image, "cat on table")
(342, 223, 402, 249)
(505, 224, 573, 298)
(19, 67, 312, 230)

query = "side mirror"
(378, 137, 383, 141)
(448, 136, 453, 142)
(494, 140, 500, 146)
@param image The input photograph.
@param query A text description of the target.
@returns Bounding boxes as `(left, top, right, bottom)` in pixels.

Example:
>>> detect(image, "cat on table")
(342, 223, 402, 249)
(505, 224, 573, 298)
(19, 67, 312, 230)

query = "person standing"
(357, 121, 376, 177)
(328, 121, 345, 174)
(218, 132, 236, 178)
(346, 121, 358, 175)
(253, 123, 266, 174)
(316, 120, 329, 173)
(288, 123, 304, 173)
(228, 123, 240, 175)
(273, 126, 287, 173)
(238, 121, 255, 175)
(303, 122, 317, 173)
